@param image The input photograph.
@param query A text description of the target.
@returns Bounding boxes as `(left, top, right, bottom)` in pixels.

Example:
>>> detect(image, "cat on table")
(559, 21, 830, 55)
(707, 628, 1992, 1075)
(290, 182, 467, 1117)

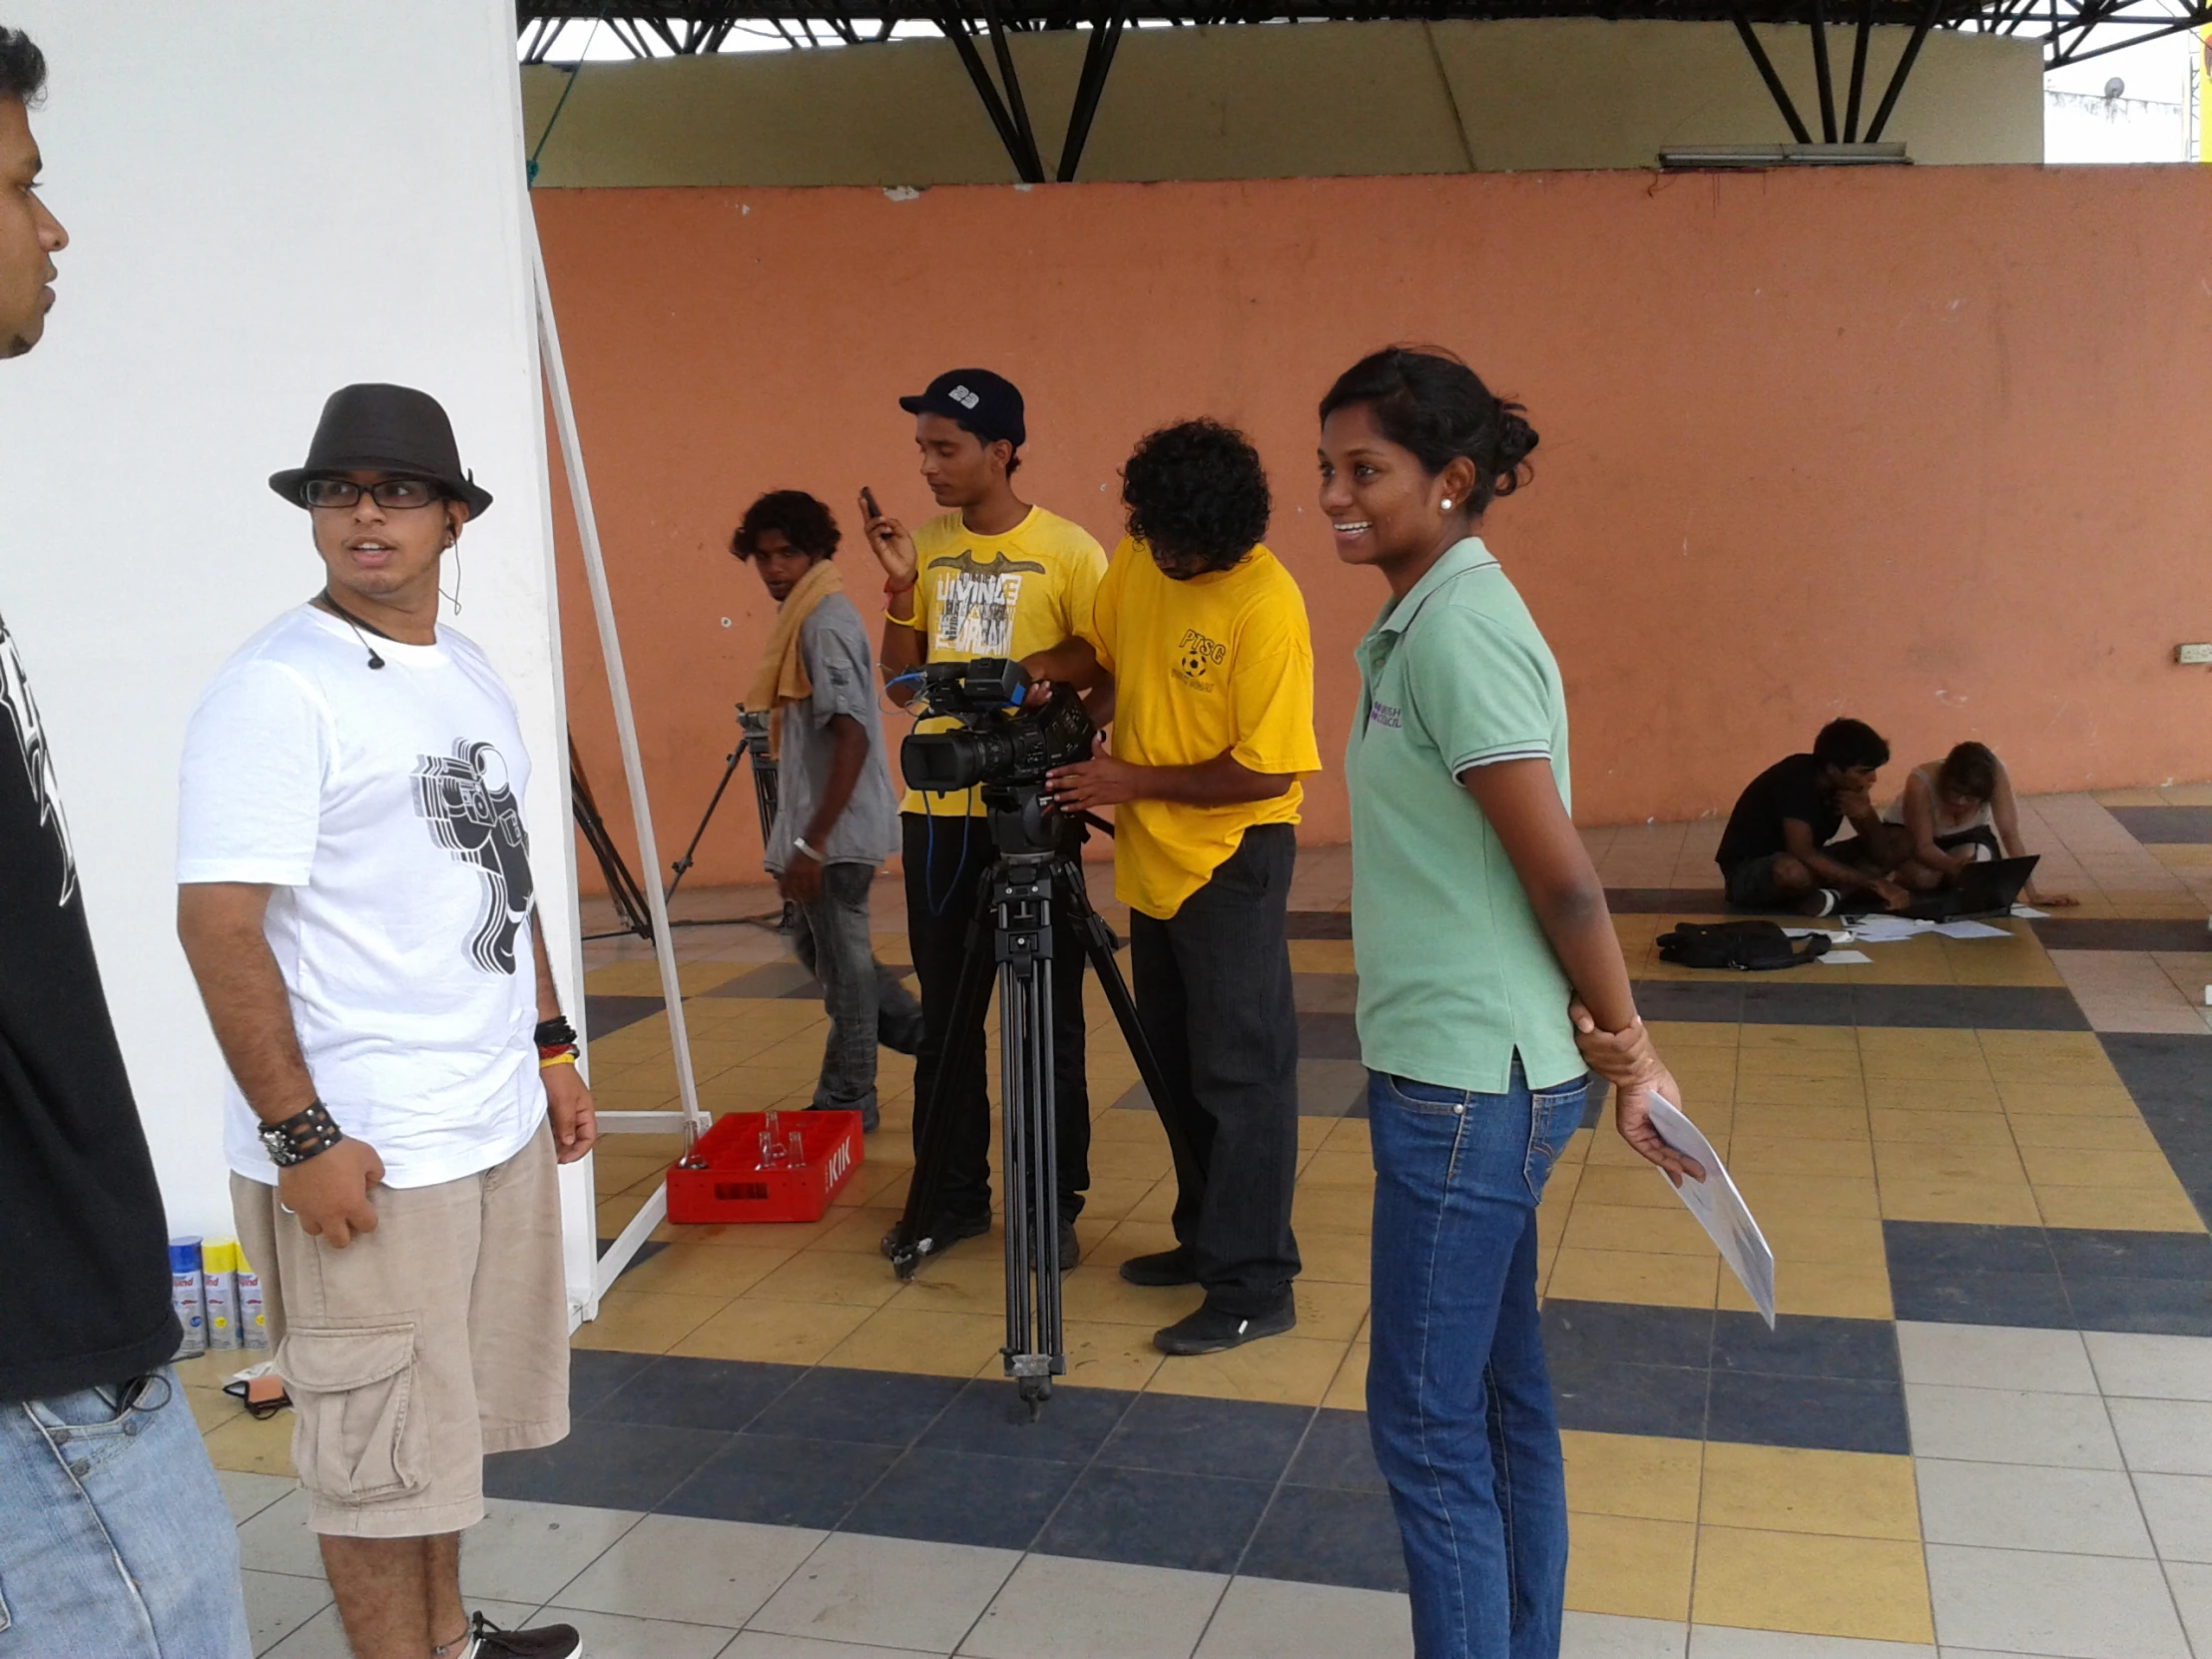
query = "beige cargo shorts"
(231, 1121, 570, 1537)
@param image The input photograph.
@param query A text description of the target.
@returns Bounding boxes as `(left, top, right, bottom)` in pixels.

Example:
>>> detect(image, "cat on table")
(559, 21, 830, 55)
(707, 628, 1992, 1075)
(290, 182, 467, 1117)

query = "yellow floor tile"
(1322, 1117, 1373, 1153)
(2006, 1113, 2164, 1151)
(1544, 1249, 1718, 1310)
(892, 1251, 1019, 1319)
(814, 1207, 906, 1254)
(2034, 1184, 2208, 1233)
(1645, 1020, 1741, 1050)
(1738, 1024, 1860, 1052)
(1295, 1279, 1374, 1343)
(1976, 1029, 2110, 1060)
(1299, 1150, 1378, 1191)
(1288, 939, 1357, 973)
(823, 1306, 1006, 1378)
(1690, 1527, 1934, 1644)
(614, 1243, 793, 1298)
(1127, 1181, 1181, 1223)
(1146, 1334, 1350, 1406)
(1296, 1116, 1339, 1150)
(1731, 1075, 1868, 1110)
(201, 1407, 296, 1477)
(1877, 1177, 2041, 1226)
(1723, 1258, 1894, 1321)
(1058, 1321, 1167, 1392)
(2017, 1146, 2190, 1190)
(185, 1383, 243, 1435)
(1734, 1050, 1863, 1083)
(1873, 1143, 2026, 1186)
(1997, 1083, 2142, 1117)
(1562, 1431, 1703, 1523)
(1293, 1184, 1375, 1234)
(1730, 1104, 1871, 1144)
(597, 1192, 653, 1236)
(1079, 1177, 1161, 1222)
(1062, 1264, 1205, 1329)
(745, 1248, 905, 1309)
(656, 1216, 840, 1251)
(1559, 1203, 1716, 1257)
(1864, 1074, 2002, 1109)
(572, 1289, 730, 1355)
(1301, 1228, 1372, 1285)
(1868, 1108, 2019, 1147)
(1089, 1138, 1176, 1183)
(1698, 1443, 1920, 1540)
(1563, 1514, 1696, 1622)
(1754, 1211, 1889, 1269)
(1572, 1165, 1687, 1209)
(1724, 1136, 1877, 1179)
(1323, 1344, 1369, 1410)
(1727, 1173, 1882, 1219)
(670, 1297, 873, 1365)
(593, 1152, 675, 1196)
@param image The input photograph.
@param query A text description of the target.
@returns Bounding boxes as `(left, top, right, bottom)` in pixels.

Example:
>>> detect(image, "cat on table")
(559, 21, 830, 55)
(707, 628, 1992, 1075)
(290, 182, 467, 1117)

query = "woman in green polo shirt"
(1322, 346, 1701, 1659)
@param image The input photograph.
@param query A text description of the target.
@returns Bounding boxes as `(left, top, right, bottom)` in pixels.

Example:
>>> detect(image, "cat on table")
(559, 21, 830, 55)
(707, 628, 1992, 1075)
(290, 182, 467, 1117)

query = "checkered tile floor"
(189, 790, 2212, 1657)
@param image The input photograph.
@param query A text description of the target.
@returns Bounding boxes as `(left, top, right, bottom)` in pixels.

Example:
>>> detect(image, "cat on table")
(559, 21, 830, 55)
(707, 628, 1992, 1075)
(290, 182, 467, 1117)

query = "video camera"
(899, 659, 1095, 853)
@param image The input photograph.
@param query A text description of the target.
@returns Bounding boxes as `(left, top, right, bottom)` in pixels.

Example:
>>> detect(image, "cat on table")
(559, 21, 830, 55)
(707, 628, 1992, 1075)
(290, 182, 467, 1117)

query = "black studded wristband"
(534, 1015, 578, 1050)
(258, 1101, 345, 1168)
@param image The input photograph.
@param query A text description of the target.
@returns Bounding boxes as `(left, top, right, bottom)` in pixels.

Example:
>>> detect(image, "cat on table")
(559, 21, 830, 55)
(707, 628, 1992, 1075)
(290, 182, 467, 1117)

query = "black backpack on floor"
(1656, 919, 1832, 971)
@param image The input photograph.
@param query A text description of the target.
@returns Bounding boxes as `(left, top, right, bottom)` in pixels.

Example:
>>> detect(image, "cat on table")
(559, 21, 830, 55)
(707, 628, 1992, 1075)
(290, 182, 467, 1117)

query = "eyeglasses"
(302, 477, 443, 510)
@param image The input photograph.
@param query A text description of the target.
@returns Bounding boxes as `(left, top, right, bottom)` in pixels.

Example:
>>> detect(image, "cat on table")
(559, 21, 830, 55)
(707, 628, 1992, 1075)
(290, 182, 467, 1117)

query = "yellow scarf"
(743, 557, 844, 759)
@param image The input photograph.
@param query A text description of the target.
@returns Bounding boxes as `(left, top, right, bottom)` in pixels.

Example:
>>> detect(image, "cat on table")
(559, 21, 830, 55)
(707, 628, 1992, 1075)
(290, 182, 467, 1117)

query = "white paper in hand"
(1645, 1096, 1777, 1328)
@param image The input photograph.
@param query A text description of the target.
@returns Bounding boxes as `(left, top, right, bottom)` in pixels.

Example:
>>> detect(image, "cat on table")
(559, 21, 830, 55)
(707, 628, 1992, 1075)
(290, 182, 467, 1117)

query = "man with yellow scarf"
(735, 491, 920, 1132)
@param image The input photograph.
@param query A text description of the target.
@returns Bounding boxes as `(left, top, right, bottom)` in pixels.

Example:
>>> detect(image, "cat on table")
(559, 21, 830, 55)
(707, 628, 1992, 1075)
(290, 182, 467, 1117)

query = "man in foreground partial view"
(0, 28, 254, 1658)
(178, 384, 595, 1659)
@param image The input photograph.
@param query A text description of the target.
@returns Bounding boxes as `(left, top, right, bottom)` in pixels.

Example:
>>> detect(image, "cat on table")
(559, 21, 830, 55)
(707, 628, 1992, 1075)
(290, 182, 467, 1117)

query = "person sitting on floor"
(1884, 740, 2074, 907)
(1716, 718, 1914, 915)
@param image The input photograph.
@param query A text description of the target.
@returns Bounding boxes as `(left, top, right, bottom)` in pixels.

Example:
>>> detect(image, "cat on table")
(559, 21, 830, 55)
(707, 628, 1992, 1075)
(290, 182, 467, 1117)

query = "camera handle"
(881, 846, 1202, 1418)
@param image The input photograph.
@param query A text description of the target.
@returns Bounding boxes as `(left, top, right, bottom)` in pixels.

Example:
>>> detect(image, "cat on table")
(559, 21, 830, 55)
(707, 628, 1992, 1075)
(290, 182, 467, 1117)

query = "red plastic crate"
(664, 1110, 864, 1225)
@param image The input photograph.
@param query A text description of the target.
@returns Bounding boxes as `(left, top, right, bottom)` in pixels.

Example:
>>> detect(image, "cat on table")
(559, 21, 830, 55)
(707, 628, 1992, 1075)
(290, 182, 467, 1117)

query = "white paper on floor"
(2012, 904, 2048, 918)
(1846, 915, 1936, 943)
(1646, 1096, 1776, 1328)
(1815, 948, 1875, 964)
(1934, 918, 2011, 940)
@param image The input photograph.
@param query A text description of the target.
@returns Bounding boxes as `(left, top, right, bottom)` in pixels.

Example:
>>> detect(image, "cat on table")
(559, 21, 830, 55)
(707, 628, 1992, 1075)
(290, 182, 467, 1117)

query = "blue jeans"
(1367, 1063, 1584, 1659)
(0, 1369, 251, 1658)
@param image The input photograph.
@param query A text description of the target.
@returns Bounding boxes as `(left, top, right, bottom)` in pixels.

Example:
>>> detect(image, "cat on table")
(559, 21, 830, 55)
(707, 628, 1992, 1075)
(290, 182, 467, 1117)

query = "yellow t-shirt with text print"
(902, 506, 1107, 817)
(1083, 536, 1322, 919)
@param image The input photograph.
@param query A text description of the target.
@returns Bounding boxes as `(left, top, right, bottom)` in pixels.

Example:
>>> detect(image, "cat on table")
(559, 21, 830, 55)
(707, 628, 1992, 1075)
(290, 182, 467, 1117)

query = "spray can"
(169, 1237, 207, 1359)
(236, 1245, 270, 1352)
(203, 1239, 241, 1351)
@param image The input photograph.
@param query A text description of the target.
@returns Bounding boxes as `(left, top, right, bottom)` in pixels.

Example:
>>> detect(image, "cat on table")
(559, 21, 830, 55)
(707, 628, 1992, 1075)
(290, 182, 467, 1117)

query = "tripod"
(572, 735, 657, 942)
(668, 707, 794, 931)
(882, 793, 1201, 1416)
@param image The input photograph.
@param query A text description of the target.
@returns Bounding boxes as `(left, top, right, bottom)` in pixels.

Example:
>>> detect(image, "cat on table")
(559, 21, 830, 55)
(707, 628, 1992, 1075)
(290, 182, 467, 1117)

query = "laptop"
(1898, 853, 2039, 921)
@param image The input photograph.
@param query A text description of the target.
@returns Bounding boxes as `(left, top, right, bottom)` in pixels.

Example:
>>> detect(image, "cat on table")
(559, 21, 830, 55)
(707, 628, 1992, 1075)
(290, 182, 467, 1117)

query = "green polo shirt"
(1346, 538, 1583, 1094)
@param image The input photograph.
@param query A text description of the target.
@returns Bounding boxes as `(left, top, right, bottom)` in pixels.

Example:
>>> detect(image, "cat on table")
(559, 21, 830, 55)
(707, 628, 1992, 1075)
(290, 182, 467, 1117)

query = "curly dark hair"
(1319, 345, 1537, 518)
(0, 28, 46, 106)
(731, 489, 839, 561)
(1814, 718, 1890, 773)
(1120, 419, 1272, 574)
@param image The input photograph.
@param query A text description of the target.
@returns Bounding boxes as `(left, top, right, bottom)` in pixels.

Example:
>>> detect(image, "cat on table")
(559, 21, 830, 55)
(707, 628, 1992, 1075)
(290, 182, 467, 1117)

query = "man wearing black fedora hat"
(176, 384, 592, 1659)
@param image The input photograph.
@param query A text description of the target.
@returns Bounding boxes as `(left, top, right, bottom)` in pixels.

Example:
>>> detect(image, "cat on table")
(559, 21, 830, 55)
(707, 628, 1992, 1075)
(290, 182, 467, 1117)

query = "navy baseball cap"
(899, 368, 1026, 448)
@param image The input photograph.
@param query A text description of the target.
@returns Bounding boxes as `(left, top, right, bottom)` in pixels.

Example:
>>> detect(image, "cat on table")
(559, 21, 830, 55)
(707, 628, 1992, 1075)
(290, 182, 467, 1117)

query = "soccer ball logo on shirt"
(1175, 629, 1227, 692)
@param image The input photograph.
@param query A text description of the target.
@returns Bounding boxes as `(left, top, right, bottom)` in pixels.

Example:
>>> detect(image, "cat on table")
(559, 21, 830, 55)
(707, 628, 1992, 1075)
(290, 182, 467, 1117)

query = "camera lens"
(901, 728, 1013, 793)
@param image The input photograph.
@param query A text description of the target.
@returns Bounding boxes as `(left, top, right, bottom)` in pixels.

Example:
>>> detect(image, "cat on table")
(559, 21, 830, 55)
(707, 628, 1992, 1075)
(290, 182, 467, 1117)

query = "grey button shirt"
(764, 591, 898, 873)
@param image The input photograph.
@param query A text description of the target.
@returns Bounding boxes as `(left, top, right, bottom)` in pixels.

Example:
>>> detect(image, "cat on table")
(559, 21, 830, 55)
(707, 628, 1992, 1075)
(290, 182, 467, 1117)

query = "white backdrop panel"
(0, 3, 589, 1291)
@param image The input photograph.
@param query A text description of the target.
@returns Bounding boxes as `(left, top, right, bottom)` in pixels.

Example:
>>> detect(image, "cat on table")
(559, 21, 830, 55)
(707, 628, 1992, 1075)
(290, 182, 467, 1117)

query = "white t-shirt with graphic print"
(178, 607, 546, 1189)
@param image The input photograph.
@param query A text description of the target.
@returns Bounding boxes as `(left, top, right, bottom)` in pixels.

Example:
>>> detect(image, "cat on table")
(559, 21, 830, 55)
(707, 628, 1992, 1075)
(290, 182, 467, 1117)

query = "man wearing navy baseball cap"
(860, 369, 1105, 1270)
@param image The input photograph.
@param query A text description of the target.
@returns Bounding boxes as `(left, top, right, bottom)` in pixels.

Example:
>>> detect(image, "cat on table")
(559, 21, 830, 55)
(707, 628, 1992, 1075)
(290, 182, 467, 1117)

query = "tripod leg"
(1055, 860, 1207, 1220)
(994, 857, 1063, 1409)
(882, 884, 997, 1278)
(666, 745, 747, 901)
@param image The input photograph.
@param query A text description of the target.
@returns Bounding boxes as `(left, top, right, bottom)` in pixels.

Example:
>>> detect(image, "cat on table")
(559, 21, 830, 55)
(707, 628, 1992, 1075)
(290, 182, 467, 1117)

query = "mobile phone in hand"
(860, 486, 882, 521)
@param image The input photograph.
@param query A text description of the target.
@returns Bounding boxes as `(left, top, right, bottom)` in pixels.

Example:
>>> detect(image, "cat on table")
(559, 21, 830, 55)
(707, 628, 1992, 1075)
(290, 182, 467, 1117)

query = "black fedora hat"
(270, 383, 493, 519)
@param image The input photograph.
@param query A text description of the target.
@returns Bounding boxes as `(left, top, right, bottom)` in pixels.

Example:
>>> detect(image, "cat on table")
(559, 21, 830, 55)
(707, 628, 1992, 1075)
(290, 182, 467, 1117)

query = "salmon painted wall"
(537, 168, 2212, 894)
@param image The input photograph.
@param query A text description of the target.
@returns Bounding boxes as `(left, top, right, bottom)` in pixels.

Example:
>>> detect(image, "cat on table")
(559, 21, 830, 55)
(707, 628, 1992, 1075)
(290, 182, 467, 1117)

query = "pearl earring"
(1440, 498, 1453, 510)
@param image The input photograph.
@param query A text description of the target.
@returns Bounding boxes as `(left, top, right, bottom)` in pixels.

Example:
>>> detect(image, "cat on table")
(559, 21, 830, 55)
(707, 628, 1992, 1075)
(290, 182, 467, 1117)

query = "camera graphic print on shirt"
(0, 613, 77, 907)
(412, 739, 535, 975)
(929, 548, 1048, 657)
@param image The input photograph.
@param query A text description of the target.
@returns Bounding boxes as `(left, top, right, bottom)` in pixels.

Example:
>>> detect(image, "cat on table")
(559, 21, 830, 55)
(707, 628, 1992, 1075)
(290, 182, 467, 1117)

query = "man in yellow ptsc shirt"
(861, 368, 1107, 1267)
(1025, 419, 1320, 1359)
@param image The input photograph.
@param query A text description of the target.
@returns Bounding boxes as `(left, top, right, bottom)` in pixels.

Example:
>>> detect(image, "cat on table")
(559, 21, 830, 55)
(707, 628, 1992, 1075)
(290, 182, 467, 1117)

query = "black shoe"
(1154, 1295, 1297, 1357)
(880, 1209, 990, 1261)
(1028, 1217, 1080, 1275)
(1119, 1246, 1198, 1288)
(465, 1611, 582, 1658)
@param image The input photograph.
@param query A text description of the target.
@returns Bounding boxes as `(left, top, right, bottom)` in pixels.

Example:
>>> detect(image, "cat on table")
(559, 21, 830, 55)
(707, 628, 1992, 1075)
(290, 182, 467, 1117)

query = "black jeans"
(901, 812, 1092, 1223)
(1128, 823, 1301, 1315)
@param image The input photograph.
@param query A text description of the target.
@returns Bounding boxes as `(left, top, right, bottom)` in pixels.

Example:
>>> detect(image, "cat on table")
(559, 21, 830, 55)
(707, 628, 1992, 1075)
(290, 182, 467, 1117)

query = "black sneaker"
(1154, 1295, 1297, 1357)
(1028, 1217, 1080, 1275)
(880, 1209, 991, 1261)
(465, 1611, 583, 1658)
(1119, 1246, 1198, 1287)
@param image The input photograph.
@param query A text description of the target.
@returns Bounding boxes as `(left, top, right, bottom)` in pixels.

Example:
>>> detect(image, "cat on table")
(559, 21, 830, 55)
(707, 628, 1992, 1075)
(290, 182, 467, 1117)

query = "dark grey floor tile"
(700, 960, 817, 998)
(1887, 1270, 2073, 1330)
(485, 1421, 728, 1511)
(1241, 1486, 1409, 1593)
(1284, 1408, 1385, 1493)
(2047, 1229, 2212, 1282)
(1286, 911, 1353, 939)
(567, 1349, 658, 1415)
(743, 1365, 964, 1449)
(585, 993, 664, 1039)
(1712, 1312, 1900, 1382)
(1884, 1221, 2058, 1277)
(2064, 1276, 2212, 1337)
(2039, 918, 2212, 952)
(1631, 981, 1745, 1023)
(1607, 888, 1731, 914)
(1542, 1300, 1715, 1371)
(660, 1433, 900, 1529)
(840, 1448, 1079, 1550)
(916, 1379, 1135, 1464)
(2106, 806, 2212, 844)
(1547, 1358, 1710, 1439)
(588, 1356, 805, 1432)
(1851, 984, 1973, 1028)
(1705, 1373, 1910, 1455)
(1938, 985, 2089, 1031)
(2102, 1032, 2212, 1111)
(1298, 1058, 1370, 1117)
(1740, 982, 1858, 1026)
(1035, 1465, 1273, 1574)
(1095, 1392, 1312, 1482)
(1294, 973, 1361, 1014)
(1299, 1012, 1362, 1061)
